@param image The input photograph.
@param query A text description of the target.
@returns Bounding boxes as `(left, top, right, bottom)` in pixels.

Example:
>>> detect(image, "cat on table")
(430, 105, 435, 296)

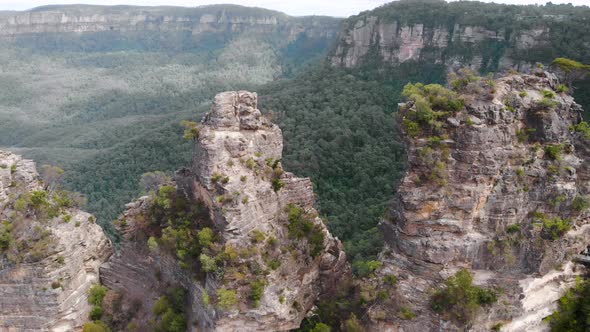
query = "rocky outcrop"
(374, 72, 590, 331)
(100, 91, 349, 331)
(0, 151, 112, 331)
(330, 9, 568, 71)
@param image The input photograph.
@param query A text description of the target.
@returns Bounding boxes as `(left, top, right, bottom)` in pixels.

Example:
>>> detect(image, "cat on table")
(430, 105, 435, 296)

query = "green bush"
(211, 173, 222, 183)
(82, 321, 111, 332)
(572, 196, 590, 212)
(30, 190, 49, 210)
(571, 121, 590, 140)
(538, 97, 558, 110)
(352, 260, 382, 278)
(249, 279, 266, 307)
(310, 323, 331, 332)
(286, 204, 325, 257)
(197, 227, 214, 248)
(431, 269, 497, 324)
(556, 84, 569, 93)
(159, 309, 186, 332)
(0, 221, 13, 252)
(545, 277, 590, 331)
(271, 178, 284, 192)
(399, 307, 416, 320)
(216, 288, 238, 310)
(152, 289, 187, 332)
(401, 82, 464, 137)
(152, 296, 170, 315)
(199, 254, 217, 272)
(88, 284, 108, 306)
(250, 230, 266, 244)
(506, 224, 521, 234)
(89, 305, 104, 320)
(544, 145, 563, 160)
(384, 274, 398, 286)
(267, 259, 281, 270)
(542, 89, 556, 99)
(542, 216, 571, 240)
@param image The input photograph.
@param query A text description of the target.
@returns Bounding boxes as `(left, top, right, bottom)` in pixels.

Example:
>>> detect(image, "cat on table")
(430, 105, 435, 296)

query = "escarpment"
(100, 91, 349, 331)
(330, 1, 590, 72)
(0, 151, 112, 331)
(371, 72, 590, 331)
(0, 4, 339, 51)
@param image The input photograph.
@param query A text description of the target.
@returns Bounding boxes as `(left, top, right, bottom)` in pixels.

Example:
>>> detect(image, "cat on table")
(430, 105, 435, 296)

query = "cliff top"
(3, 4, 341, 22)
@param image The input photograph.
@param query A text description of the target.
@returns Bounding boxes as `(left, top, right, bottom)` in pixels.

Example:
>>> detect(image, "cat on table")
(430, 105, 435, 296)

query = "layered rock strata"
(330, 15, 556, 71)
(101, 91, 349, 331)
(375, 73, 590, 331)
(0, 150, 112, 331)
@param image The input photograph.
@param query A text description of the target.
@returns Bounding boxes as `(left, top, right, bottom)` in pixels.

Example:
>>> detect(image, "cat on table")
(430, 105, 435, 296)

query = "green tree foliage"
(82, 321, 111, 332)
(551, 58, 590, 88)
(216, 288, 238, 310)
(88, 284, 108, 306)
(310, 323, 331, 332)
(151, 287, 187, 332)
(571, 121, 590, 140)
(0, 221, 13, 252)
(544, 144, 563, 160)
(545, 277, 590, 331)
(260, 64, 444, 264)
(401, 82, 463, 137)
(532, 213, 571, 240)
(431, 269, 497, 324)
(286, 204, 325, 258)
(146, 184, 211, 272)
(87, 284, 108, 322)
(180, 120, 200, 142)
(249, 279, 266, 307)
(352, 260, 382, 278)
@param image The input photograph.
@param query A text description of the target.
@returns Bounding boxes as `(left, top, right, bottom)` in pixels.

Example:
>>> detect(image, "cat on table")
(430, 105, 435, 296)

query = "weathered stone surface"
(330, 15, 550, 71)
(374, 73, 590, 331)
(0, 5, 339, 45)
(101, 91, 350, 331)
(0, 150, 112, 332)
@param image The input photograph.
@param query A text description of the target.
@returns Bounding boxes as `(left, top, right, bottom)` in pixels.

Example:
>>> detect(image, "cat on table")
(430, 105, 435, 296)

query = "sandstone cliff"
(330, 16, 538, 70)
(372, 72, 590, 331)
(0, 150, 112, 331)
(0, 4, 339, 49)
(100, 91, 349, 331)
(330, 2, 589, 72)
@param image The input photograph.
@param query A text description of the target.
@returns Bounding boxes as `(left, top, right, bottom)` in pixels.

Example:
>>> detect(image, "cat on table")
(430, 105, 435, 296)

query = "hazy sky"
(0, 0, 587, 17)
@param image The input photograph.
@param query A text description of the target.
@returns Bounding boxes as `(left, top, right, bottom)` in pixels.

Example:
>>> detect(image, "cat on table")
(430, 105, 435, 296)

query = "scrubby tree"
(551, 58, 590, 90)
(40, 165, 64, 193)
(139, 171, 171, 194)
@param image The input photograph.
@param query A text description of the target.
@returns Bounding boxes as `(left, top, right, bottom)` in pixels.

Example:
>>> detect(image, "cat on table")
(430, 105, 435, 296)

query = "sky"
(0, 0, 587, 17)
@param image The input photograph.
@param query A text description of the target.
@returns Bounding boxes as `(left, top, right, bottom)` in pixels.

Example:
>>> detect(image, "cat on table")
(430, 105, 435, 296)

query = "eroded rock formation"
(330, 15, 555, 71)
(100, 91, 349, 331)
(0, 5, 339, 46)
(0, 150, 112, 331)
(373, 72, 590, 331)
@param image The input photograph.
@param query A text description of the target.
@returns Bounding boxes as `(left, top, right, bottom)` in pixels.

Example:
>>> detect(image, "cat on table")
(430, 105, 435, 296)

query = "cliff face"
(330, 15, 546, 71)
(0, 5, 340, 50)
(374, 72, 590, 331)
(0, 151, 112, 331)
(100, 91, 349, 331)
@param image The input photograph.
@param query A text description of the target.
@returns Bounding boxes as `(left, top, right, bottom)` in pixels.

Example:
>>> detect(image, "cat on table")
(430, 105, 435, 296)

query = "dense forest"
(3, 0, 590, 262)
(259, 62, 446, 263)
